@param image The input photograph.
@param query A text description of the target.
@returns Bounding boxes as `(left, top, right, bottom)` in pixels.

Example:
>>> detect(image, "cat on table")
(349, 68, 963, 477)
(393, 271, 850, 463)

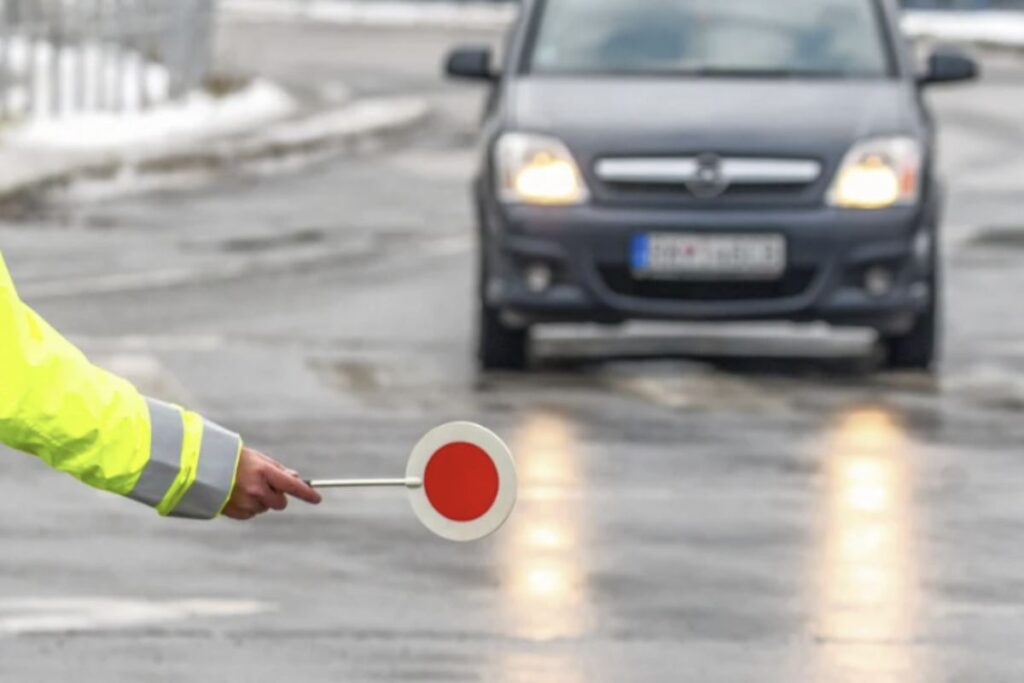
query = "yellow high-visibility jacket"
(0, 250, 240, 519)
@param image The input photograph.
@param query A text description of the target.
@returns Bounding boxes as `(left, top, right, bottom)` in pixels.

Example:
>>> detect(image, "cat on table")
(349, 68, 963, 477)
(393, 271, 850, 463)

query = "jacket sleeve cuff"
(127, 398, 242, 520)
(169, 418, 242, 520)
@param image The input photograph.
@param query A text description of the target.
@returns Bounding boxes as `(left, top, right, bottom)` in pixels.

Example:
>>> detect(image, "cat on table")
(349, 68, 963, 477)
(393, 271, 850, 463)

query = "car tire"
(476, 240, 530, 371)
(478, 300, 530, 371)
(882, 265, 941, 373)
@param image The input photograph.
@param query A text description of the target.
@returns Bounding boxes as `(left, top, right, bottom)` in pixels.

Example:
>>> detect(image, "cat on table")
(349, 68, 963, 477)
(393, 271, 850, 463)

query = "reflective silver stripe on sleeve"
(169, 419, 241, 520)
(128, 399, 184, 508)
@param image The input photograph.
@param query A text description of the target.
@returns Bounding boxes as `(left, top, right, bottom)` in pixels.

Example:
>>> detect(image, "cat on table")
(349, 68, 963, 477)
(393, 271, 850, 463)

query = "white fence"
(0, 0, 217, 121)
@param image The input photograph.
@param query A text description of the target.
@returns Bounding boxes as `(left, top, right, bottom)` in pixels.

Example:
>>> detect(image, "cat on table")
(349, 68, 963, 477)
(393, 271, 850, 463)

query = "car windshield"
(528, 0, 892, 78)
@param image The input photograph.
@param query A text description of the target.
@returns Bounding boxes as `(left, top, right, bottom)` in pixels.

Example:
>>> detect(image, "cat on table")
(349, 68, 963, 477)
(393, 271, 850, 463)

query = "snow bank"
(902, 10, 1024, 48)
(223, 0, 517, 28)
(3, 79, 296, 154)
(0, 32, 296, 155)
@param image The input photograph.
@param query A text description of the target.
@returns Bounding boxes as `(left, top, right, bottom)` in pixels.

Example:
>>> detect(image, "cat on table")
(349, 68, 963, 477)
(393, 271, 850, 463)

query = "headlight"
(495, 132, 588, 205)
(827, 137, 922, 209)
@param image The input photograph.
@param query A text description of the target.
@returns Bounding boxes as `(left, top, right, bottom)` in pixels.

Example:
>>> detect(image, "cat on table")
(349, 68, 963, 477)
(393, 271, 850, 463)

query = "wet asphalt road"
(4, 20, 1024, 683)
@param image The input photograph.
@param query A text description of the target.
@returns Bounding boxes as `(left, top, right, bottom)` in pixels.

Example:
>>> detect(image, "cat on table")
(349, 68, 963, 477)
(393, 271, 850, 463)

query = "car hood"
(505, 77, 924, 157)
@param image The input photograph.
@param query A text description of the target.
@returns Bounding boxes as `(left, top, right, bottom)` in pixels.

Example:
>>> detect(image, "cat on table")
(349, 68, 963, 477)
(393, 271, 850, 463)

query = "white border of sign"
(406, 422, 517, 543)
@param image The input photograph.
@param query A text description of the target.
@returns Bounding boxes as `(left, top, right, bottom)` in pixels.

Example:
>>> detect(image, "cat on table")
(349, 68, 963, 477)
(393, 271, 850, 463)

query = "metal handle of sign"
(306, 477, 423, 489)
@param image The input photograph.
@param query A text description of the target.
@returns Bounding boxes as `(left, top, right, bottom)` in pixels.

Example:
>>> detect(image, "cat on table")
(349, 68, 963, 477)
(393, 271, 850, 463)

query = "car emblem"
(687, 153, 729, 199)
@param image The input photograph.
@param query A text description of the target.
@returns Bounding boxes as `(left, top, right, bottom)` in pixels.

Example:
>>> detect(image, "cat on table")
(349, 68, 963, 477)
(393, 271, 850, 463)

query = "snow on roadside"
(902, 10, 1024, 48)
(0, 33, 296, 156)
(222, 0, 517, 29)
(2, 79, 296, 155)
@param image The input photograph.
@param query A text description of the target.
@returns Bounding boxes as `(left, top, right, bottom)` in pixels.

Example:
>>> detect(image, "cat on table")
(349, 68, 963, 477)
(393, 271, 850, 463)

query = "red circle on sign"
(424, 442, 500, 522)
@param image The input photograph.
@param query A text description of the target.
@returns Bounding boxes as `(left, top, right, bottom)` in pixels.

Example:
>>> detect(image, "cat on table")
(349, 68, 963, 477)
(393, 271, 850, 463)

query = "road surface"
(3, 20, 1024, 682)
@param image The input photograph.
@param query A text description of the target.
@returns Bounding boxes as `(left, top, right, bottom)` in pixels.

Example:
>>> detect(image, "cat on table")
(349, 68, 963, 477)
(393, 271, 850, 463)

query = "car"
(445, 0, 978, 372)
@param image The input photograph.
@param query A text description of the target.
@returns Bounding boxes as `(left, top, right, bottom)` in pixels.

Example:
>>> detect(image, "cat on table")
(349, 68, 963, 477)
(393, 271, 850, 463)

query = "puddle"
(968, 225, 1024, 249)
(944, 364, 1024, 411)
(316, 358, 382, 393)
(216, 228, 325, 253)
(181, 227, 327, 254)
(308, 353, 475, 403)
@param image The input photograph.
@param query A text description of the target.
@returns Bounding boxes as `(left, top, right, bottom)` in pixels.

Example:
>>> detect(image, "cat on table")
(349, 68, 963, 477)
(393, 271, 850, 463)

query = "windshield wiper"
(675, 67, 853, 79)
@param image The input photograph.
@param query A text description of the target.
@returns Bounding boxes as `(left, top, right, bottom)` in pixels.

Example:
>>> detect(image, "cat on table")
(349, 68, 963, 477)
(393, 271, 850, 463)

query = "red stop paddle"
(307, 422, 517, 542)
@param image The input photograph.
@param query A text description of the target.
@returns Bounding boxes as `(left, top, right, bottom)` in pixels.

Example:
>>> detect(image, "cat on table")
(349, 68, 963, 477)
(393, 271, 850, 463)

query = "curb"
(0, 95, 431, 211)
(102, 95, 431, 179)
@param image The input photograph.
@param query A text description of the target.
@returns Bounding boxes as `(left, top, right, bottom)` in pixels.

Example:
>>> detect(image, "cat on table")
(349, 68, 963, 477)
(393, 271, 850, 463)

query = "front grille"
(602, 181, 810, 200)
(592, 155, 823, 206)
(593, 155, 823, 206)
(599, 266, 816, 302)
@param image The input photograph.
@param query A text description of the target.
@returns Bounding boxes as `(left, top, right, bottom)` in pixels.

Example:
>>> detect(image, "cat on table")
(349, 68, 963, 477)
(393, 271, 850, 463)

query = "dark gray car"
(446, 0, 977, 371)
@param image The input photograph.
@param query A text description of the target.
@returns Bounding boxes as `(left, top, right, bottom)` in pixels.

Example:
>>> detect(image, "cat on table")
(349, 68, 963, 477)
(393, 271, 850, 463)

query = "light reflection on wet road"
(502, 411, 591, 642)
(816, 407, 919, 682)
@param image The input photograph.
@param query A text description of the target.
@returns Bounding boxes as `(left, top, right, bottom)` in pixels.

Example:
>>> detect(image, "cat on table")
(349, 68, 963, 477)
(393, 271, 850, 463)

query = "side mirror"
(445, 46, 497, 82)
(919, 48, 979, 86)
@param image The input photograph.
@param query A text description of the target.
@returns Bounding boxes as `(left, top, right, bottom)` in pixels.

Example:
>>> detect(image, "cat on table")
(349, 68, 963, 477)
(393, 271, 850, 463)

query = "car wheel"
(476, 240, 530, 371)
(883, 267, 941, 373)
(478, 300, 530, 371)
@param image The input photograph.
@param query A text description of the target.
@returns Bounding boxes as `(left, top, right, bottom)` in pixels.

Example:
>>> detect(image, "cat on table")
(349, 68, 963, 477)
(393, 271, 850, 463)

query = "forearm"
(0, 254, 241, 518)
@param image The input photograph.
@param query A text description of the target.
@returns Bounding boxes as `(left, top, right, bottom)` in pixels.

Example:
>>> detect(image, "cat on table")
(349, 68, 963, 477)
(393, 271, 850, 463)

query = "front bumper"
(481, 199, 937, 335)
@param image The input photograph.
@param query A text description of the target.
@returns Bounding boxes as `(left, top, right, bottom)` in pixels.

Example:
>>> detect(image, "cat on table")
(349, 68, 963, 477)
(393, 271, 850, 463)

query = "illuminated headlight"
(495, 132, 588, 205)
(827, 137, 922, 209)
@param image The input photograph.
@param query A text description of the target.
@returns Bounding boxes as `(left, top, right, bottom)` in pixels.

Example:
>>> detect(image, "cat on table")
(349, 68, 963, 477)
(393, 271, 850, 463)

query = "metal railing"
(0, 0, 217, 122)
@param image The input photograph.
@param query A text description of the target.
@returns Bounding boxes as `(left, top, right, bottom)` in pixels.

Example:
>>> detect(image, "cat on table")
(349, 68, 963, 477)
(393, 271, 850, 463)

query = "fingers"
(265, 466, 322, 505)
(266, 457, 301, 479)
(223, 505, 255, 521)
(226, 497, 268, 518)
(223, 448, 319, 522)
(239, 477, 279, 515)
(263, 485, 289, 511)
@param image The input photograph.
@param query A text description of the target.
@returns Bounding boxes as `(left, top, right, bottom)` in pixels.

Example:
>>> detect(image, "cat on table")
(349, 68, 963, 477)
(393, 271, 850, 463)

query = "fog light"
(525, 263, 553, 293)
(864, 266, 893, 297)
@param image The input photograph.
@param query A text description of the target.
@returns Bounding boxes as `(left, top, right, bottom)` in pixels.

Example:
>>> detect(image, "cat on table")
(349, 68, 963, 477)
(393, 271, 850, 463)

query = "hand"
(222, 447, 322, 520)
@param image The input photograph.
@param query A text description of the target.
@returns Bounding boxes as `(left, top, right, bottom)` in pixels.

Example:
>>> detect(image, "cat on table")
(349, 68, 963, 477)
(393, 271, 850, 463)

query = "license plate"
(631, 233, 786, 279)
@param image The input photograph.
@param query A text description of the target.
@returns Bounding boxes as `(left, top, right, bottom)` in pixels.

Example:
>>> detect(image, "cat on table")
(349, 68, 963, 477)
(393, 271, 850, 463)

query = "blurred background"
(2, 0, 1024, 681)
